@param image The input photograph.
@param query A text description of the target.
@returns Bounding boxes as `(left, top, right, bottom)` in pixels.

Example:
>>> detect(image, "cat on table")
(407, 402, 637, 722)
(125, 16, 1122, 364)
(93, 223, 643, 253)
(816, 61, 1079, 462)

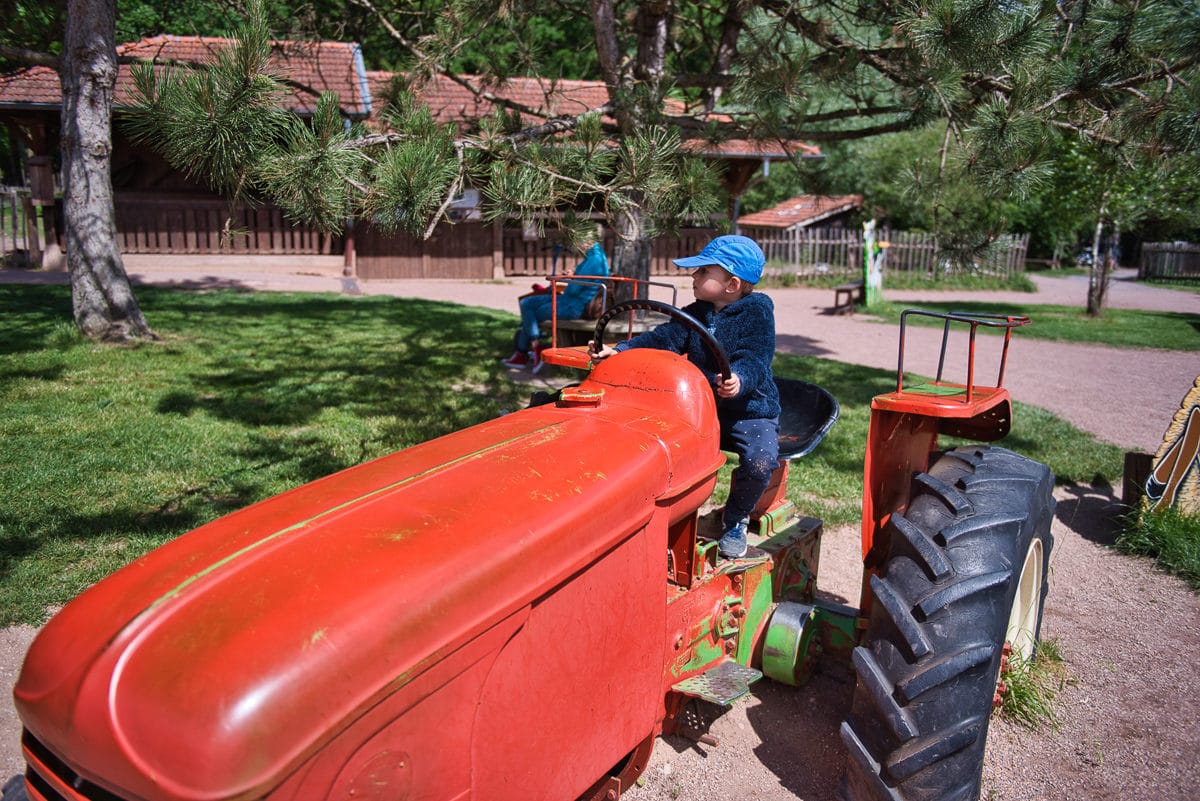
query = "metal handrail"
(546, 275, 679, 344)
(896, 310, 1030, 401)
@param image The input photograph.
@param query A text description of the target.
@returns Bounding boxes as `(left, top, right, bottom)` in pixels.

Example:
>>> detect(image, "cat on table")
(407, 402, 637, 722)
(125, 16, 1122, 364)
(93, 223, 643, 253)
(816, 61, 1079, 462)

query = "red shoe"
(530, 344, 546, 374)
(502, 350, 530, 368)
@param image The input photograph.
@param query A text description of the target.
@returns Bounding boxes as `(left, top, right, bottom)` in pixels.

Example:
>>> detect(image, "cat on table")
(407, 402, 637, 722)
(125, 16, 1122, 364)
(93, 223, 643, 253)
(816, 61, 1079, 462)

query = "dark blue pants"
(720, 416, 780, 527)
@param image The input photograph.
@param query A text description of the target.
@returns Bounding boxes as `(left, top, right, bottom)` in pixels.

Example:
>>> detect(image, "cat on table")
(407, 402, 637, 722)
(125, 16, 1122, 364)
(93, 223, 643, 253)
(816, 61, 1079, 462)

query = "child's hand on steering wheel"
(588, 341, 619, 361)
(588, 340, 619, 362)
(716, 373, 741, 398)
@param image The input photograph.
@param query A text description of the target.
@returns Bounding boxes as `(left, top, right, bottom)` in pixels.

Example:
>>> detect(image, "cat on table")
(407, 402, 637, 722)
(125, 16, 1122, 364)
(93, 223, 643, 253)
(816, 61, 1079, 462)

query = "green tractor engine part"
(758, 516, 822, 604)
(762, 601, 860, 687)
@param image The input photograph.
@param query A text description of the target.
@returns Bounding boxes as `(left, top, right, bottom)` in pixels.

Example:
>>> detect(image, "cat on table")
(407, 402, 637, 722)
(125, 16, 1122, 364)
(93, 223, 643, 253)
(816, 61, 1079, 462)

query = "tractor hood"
(15, 350, 722, 801)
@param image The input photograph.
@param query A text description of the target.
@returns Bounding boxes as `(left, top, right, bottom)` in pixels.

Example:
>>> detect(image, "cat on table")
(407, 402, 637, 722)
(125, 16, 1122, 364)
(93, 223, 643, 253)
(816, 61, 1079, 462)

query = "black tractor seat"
(775, 377, 840, 460)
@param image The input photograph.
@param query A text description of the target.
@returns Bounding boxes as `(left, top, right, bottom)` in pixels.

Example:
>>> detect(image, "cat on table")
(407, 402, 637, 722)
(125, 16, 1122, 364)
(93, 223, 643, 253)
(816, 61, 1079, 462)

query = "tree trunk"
(61, 0, 155, 341)
(590, 0, 666, 289)
(611, 206, 653, 299)
(1086, 210, 1108, 317)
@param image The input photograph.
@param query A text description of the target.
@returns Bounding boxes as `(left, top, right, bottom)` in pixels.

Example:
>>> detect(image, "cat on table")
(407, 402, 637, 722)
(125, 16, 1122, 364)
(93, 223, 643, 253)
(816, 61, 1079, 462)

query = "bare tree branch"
(0, 45, 60, 70)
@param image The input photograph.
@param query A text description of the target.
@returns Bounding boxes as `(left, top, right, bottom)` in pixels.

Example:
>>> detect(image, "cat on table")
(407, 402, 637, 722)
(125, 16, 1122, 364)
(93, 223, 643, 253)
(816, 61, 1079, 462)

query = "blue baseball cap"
(673, 235, 765, 284)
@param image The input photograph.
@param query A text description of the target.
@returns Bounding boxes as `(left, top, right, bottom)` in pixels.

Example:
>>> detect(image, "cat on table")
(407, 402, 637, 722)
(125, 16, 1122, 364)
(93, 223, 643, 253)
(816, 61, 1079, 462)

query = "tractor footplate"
(671, 659, 763, 706)
(714, 546, 770, 574)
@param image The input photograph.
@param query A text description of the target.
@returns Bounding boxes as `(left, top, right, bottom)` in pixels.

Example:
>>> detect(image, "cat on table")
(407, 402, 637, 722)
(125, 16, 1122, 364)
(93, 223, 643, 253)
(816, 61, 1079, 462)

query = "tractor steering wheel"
(593, 299, 732, 382)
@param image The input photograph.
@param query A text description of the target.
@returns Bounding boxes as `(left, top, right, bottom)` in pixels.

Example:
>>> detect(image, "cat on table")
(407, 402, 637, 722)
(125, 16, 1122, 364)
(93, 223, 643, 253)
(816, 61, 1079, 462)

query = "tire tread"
(839, 447, 1055, 801)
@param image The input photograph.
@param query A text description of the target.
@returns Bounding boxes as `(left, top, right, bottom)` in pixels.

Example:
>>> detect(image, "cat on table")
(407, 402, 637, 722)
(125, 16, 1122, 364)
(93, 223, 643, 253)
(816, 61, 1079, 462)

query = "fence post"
(21, 192, 42, 267)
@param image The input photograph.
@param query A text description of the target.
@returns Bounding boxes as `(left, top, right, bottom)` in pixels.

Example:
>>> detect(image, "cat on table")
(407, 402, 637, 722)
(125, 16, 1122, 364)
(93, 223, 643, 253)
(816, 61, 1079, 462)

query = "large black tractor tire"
(1, 776, 29, 801)
(839, 445, 1055, 801)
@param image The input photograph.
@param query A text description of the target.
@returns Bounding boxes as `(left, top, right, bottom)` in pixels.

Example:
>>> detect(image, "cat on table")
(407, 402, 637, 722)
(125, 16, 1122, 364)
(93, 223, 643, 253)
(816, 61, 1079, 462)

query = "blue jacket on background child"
(590, 234, 780, 558)
(503, 240, 610, 374)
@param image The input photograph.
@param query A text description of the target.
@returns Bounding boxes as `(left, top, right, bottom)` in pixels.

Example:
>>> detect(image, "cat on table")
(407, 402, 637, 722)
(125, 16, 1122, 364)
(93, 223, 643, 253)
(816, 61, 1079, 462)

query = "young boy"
(589, 235, 780, 558)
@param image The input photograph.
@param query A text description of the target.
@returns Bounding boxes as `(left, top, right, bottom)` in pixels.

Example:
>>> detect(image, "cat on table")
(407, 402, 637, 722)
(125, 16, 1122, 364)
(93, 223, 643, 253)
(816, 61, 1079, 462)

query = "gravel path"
(2, 264, 1197, 799)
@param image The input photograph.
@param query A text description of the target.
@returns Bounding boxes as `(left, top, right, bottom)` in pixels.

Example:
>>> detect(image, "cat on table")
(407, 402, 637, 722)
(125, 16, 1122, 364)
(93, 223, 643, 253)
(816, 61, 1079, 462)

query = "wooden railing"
(114, 193, 338, 255)
(0, 185, 39, 265)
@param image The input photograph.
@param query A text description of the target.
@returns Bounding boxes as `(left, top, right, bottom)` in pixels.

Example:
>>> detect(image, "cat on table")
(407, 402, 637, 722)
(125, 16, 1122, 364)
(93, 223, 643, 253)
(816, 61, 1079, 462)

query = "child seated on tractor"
(590, 235, 780, 558)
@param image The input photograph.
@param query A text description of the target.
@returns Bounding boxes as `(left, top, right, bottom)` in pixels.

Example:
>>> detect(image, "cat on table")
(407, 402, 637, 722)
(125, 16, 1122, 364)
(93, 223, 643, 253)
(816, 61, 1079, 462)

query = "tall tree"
(61, 0, 154, 340)
(3, 0, 155, 341)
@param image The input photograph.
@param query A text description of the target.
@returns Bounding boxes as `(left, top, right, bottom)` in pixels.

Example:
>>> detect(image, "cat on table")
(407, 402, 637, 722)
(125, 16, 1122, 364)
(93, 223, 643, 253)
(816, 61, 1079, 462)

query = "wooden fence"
(1139, 242, 1200, 280)
(501, 226, 717, 277)
(2, 187, 339, 265)
(115, 193, 338, 255)
(1, 186, 40, 266)
(750, 227, 1029, 279)
(5, 184, 1037, 283)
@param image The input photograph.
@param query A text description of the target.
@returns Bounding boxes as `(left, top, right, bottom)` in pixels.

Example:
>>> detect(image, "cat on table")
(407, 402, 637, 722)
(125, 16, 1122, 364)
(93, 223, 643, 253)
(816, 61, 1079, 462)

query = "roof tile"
(739, 194, 864, 229)
(0, 35, 370, 117)
(1, 38, 821, 161)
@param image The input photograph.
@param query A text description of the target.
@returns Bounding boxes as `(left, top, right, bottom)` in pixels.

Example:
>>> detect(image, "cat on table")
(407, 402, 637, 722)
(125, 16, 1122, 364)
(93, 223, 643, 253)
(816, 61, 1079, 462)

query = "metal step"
(672, 659, 763, 706)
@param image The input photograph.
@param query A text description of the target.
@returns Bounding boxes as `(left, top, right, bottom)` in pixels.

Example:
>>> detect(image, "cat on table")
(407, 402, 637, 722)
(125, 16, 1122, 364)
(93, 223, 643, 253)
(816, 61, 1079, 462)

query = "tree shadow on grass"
(0, 286, 532, 623)
(141, 288, 523, 432)
(0, 285, 74, 355)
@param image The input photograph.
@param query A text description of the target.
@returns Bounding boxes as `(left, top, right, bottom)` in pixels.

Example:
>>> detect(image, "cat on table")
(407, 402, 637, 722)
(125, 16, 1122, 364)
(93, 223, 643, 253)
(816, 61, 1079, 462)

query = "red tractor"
(9, 296, 1054, 801)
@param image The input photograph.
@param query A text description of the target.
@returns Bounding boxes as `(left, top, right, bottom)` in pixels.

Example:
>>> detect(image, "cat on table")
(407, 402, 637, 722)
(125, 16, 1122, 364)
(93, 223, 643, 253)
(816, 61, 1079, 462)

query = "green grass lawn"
(0, 284, 1130, 625)
(862, 300, 1200, 350)
(1117, 505, 1200, 590)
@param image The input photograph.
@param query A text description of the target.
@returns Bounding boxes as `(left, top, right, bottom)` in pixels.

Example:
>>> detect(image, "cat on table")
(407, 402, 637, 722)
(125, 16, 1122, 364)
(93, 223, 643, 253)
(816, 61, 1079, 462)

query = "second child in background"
(503, 231, 610, 374)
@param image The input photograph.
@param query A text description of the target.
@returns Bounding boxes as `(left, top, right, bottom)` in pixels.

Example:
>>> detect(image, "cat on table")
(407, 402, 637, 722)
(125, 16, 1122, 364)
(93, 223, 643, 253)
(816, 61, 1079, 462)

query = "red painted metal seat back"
(861, 310, 1030, 585)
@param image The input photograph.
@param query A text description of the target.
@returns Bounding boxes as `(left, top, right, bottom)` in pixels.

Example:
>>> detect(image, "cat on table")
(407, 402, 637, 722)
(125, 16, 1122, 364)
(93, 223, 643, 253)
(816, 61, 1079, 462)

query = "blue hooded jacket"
(613, 292, 780, 422)
(556, 243, 610, 318)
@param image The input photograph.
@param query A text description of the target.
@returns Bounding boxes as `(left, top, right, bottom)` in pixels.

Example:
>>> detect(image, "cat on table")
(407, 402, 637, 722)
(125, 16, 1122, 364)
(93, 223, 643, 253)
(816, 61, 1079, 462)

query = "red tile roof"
(0, 66, 60, 107)
(0, 37, 819, 161)
(738, 194, 863, 229)
(0, 35, 371, 117)
(681, 138, 821, 160)
(368, 72, 613, 127)
(366, 72, 819, 160)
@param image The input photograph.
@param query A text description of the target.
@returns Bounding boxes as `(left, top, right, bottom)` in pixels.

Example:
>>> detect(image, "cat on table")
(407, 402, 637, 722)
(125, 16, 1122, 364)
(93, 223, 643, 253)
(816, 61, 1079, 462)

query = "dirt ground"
(622, 484, 1200, 801)
(2, 265, 1198, 799)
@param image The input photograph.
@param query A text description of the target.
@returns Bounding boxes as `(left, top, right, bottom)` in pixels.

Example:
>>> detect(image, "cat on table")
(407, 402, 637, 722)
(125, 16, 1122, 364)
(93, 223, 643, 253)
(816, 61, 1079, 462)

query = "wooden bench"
(831, 280, 865, 315)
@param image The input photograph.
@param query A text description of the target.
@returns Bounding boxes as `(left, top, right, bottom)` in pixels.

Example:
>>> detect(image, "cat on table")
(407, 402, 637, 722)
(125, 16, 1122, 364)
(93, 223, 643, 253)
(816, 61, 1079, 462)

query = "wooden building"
(0, 37, 821, 279)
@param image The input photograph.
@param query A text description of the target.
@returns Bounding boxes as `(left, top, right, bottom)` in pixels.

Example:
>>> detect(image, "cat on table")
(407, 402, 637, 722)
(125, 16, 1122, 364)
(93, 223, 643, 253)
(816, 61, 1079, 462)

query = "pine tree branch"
(422, 143, 466, 239)
(501, 107, 616, 144)
(759, 0, 919, 89)
(346, 0, 564, 125)
(792, 118, 917, 142)
(1036, 53, 1200, 114)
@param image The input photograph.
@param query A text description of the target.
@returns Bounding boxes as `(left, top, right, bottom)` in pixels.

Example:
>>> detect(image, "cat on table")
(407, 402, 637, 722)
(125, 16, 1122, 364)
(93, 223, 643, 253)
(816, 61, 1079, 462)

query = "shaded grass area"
(0, 285, 527, 625)
(862, 300, 1200, 350)
(0, 285, 1125, 625)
